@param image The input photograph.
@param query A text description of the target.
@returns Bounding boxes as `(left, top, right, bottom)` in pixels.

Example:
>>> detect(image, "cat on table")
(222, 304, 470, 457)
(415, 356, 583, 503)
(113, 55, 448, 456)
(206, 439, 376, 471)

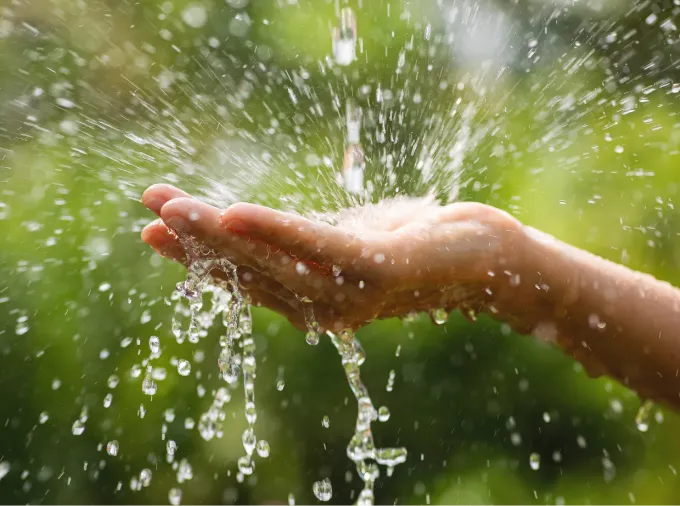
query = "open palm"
(141, 184, 521, 331)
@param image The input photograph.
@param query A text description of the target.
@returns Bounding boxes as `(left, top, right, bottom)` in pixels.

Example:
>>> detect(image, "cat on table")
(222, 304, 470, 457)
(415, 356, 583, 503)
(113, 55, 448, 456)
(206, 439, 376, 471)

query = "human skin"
(141, 184, 680, 409)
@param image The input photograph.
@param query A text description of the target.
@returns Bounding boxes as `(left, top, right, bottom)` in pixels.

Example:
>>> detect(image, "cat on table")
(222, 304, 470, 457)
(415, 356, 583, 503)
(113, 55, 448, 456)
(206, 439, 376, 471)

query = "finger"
(142, 184, 193, 216)
(159, 198, 371, 304)
(141, 219, 188, 263)
(220, 203, 377, 269)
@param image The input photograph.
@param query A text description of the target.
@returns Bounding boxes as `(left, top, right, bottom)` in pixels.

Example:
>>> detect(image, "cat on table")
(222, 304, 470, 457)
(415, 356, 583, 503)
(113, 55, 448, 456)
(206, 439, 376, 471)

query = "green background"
(2, 0, 680, 503)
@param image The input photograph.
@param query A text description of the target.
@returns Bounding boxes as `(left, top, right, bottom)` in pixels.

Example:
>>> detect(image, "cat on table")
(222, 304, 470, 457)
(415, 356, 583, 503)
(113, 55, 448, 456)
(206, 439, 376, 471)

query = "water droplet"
(106, 440, 119, 456)
(107, 374, 119, 389)
(169, 487, 182, 505)
(242, 427, 257, 455)
(177, 359, 191, 376)
(139, 468, 152, 487)
(182, 4, 207, 28)
(636, 400, 654, 432)
(322, 415, 330, 428)
(306, 330, 320, 346)
(39, 411, 49, 424)
(167, 440, 177, 456)
(312, 478, 333, 502)
(276, 379, 285, 391)
(72, 419, 85, 435)
(542, 412, 551, 423)
(529, 452, 541, 471)
(177, 459, 193, 483)
(430, 309, 448, 325)
(103, 393, 113, 408)
(0, 461, 9, 481)
(237, 455, 254, 475)
(378, 406, 391, 422)
(228, 13, 251, 37)
(288, 493, 295, 506)
(142, 375, 157, 396)
(149, 336, 160, 354)
(256, 440, 270, 458)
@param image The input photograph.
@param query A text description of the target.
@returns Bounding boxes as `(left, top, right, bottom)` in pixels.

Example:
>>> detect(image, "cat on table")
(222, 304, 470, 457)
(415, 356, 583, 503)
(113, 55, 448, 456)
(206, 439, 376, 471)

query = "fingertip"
(142, 184, 193, 216)
(161, 197, 223, 238)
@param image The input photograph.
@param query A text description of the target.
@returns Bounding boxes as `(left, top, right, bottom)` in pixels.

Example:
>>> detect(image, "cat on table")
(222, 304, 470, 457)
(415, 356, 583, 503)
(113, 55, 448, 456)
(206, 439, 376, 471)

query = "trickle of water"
(312, 478, 333, 502)
(301, 300, 321, 345)
(168, 487, 182, 505)
(332, 7, 357, 66)
(636, 400, 654, 432)
(328, 329, 406, 504)
(529, 452, 541, 471)
(106, 440, 119, 456)
(170, 255, 268, 479)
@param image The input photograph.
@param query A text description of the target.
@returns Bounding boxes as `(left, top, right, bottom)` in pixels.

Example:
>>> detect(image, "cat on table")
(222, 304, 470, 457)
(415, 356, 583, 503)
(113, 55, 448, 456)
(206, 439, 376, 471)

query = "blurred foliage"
(3, 0, 680, 504)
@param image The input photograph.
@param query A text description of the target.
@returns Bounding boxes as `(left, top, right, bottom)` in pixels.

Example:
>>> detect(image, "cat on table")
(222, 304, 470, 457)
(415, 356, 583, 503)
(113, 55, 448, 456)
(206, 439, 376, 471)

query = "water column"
(332, 7, 365, 196)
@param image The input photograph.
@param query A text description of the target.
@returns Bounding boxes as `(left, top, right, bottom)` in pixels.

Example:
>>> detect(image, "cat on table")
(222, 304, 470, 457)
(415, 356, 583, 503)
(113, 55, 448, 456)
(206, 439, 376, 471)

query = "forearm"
(490, 225, 680, 408)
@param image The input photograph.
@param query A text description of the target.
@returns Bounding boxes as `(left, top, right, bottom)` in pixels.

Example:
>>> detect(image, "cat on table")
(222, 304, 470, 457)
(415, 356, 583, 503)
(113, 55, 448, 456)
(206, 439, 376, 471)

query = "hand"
(141, 184, 523, 331)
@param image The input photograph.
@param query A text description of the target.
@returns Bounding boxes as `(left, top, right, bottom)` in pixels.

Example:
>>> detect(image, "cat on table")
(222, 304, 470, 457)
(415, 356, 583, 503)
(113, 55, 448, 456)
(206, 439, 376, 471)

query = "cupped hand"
(141, 184, 523, 331)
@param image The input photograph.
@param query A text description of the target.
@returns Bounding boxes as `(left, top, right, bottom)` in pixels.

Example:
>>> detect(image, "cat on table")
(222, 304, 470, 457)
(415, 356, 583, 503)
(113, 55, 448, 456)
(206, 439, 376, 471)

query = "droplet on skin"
(312, 478, 333, 502)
